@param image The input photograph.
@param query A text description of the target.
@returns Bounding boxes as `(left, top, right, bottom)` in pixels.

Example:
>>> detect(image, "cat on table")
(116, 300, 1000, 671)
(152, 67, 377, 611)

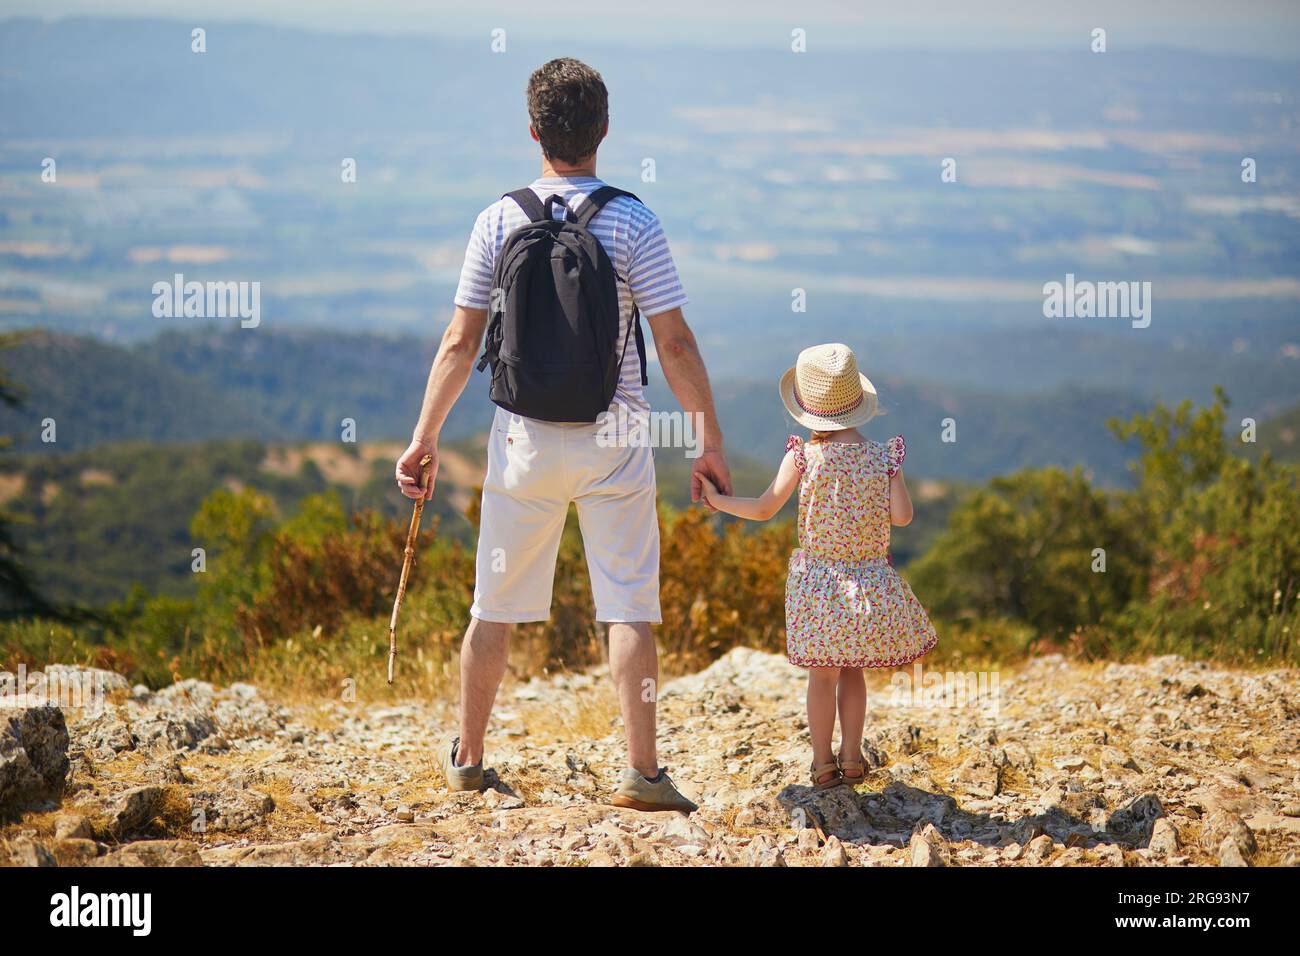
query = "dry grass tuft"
(156, 786, 196, 836)
(253, 777, 330, 837)
(512, 686, 620, 747)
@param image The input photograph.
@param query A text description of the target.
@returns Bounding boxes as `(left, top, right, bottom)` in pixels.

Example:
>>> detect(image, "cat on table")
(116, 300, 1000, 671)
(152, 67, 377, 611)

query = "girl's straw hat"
(778, 343, 878, 431)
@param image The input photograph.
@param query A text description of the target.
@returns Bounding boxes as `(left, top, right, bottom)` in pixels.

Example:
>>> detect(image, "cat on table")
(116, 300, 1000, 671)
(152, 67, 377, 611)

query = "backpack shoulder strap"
(574, 185, 649, 387)
(631, 306, 648, 386)
(476, 190, 543, 374)
(504, 188, 547, 223)
(573, 186, 641, 229)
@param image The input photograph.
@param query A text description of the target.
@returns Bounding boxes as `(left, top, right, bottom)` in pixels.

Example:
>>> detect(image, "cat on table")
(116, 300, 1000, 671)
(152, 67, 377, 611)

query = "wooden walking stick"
(388, 454, 434, 684)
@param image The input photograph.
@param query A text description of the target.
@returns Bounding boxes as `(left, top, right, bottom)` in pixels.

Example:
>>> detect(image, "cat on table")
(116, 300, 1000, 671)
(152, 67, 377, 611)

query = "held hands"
(395, 438, 439, 500)
(698, 474, 720, 509)
(691, 448, 731, 512)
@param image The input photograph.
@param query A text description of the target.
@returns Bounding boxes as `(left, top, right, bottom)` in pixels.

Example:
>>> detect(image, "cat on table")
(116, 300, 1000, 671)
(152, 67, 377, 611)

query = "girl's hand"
(699, 474, 719, 507)
(691, 449, 732, 506)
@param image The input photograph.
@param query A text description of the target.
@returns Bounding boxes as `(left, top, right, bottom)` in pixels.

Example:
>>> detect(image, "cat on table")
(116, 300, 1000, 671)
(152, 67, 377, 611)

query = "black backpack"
(475, 185, 648, 423)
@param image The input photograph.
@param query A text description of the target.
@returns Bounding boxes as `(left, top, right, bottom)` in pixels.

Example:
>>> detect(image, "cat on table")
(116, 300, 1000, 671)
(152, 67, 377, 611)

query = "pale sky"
(2, 0, 1299, 57)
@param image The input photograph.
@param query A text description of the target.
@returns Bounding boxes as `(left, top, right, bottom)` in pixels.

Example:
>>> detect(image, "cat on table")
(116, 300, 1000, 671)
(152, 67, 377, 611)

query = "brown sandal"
(838, 756, 867, 786)
(810, 760, 842, 790)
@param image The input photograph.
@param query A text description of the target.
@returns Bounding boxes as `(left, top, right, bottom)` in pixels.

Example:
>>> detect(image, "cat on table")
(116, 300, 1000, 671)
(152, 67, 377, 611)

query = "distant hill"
(701, 378, 1149, 486)
(0, 328, 466, 453)
(1, 327, 1159, 484)
(146, 327, 449, 443)
(0, 330, 283, 450)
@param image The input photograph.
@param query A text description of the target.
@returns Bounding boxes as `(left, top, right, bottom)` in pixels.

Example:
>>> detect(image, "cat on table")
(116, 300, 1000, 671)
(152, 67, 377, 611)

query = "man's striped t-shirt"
(453, 176, 688, 417)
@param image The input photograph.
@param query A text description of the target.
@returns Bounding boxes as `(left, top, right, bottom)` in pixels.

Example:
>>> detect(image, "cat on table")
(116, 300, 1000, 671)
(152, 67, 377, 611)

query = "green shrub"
(909, 389, 1298, 664)
(1109, 390, 1299, 662)
(907, 467, 1145, 639)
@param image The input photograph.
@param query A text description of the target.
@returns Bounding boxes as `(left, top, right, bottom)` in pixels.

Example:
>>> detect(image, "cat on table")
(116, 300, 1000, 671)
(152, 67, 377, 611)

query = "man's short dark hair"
(526, 58, 608, 165)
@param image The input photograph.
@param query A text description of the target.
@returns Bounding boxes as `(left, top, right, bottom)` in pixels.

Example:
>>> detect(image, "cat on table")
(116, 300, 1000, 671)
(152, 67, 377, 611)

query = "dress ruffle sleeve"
(886, 435, 906, 477)
(785, 434, 806, 473)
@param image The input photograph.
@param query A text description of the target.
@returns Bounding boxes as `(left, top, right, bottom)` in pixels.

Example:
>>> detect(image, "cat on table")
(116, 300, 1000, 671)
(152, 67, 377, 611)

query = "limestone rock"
(821, 836, 849, 866)
(0, 702, 70, 812)
(744, 835, 787, 867)
(656, 814, 711, 849)
(998, 742, 1035, 769)
(909, 823, 947, 867)
(1107, 794, 1164, 845)
(777, 783, 870, 842)
(191, 788, 275, 833)
(54, 812, 93, 840)
(50, 838, 102, 865)
(42, 664, 130, 697)
(955, 753, 1002, 798)
(1148, 817, 1180, 856)
(1101, 746, 1139, 771)
(93, 839, 203, 867)
(130, 705, 217, 751)
(1201, 810, 1256, 865)
(4, 836, 57, 866)
(1218, 838, 1250, 867)
(72, 707, 134, 758)
(93, 785, 165, 838)
(1025, 834, 1056, 863)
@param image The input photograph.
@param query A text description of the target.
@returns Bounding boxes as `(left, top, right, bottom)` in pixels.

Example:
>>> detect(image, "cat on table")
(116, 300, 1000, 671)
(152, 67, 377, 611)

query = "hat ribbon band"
(794, 385, 863, 418)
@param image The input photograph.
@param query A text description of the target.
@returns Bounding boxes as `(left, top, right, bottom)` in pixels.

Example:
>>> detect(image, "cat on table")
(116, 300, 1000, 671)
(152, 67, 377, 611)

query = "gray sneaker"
(611, 767, 699, 813)
(442, 737, 485, 793)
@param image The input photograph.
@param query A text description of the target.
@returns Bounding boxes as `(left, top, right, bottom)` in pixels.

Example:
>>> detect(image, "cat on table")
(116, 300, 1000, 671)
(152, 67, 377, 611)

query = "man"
(395, 57, 731, 812)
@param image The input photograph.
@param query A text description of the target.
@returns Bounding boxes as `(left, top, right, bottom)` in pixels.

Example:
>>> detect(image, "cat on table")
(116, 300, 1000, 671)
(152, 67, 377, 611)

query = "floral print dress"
(784, 434, 938, 668)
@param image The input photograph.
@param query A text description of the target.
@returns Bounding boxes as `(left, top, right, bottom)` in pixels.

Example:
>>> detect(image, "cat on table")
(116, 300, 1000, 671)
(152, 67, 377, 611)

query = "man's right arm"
(395, 305, 488, 500)
(646, 307, 733, 503)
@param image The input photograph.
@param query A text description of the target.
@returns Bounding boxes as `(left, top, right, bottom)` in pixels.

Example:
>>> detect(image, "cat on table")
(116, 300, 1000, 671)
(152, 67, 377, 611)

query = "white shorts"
(471, 408, 661, 624)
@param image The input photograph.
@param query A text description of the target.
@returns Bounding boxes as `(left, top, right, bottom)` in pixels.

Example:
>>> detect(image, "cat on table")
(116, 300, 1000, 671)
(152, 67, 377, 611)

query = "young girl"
(700, 343, 938, 789)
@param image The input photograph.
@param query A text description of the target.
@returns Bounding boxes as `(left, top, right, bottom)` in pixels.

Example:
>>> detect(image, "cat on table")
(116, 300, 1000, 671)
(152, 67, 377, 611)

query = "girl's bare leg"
(807, 666, 841, 783)
(837, 666, 867, 772)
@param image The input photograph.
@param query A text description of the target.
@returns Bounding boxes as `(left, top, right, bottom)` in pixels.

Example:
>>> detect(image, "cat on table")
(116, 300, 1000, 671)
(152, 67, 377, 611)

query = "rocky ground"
(2, 649, 1298, 867)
